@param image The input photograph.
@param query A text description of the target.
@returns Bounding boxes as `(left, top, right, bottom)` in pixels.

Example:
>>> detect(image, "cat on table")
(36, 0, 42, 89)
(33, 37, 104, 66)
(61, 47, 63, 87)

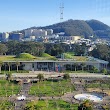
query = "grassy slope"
(64, 52, 87, 61)
(0, 53, 57, 61)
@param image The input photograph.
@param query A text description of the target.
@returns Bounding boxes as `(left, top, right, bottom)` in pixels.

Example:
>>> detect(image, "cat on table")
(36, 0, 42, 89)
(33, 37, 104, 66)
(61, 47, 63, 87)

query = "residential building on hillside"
(9, 33, 23, 41)
(2, 32, 9, 42)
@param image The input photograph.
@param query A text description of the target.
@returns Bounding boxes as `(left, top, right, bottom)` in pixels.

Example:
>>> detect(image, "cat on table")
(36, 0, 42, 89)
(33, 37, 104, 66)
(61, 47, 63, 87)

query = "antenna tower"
(60, 2, 64, 22)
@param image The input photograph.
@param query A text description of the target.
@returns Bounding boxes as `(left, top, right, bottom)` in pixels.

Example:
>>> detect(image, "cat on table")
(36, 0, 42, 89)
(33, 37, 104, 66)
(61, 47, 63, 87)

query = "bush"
(63, 73, 70, 80)
(37, 74, 44, 81)
(101, 68, 107, 75)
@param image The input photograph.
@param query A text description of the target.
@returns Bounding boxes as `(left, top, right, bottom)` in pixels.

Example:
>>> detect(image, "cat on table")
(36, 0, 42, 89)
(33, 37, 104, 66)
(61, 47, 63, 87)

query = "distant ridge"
(22, 19, 110, 38)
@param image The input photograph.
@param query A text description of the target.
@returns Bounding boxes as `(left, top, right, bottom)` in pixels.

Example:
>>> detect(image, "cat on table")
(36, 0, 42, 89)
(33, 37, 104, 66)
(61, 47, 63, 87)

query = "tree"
(37, 74, 44, 81)
(78, 100, 93, 110)
(0, 43, 8, 55)
(73, 43, 87, 56)
(6, 73, 12, 81)
(91, 44, 110, 61)
(101, 68, 107, 75)
(63, 73, 70, 80)
(91, 66, 99, 73)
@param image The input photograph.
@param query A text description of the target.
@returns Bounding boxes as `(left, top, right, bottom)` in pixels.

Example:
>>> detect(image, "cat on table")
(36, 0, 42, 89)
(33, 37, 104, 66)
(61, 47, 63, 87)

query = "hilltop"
(86, 19, 110, 38)
(25, 19, 110, 38)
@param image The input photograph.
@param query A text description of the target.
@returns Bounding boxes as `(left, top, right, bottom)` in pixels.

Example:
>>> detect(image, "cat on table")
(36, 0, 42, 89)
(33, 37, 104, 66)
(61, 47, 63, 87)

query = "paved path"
(14, 81, 32, 110)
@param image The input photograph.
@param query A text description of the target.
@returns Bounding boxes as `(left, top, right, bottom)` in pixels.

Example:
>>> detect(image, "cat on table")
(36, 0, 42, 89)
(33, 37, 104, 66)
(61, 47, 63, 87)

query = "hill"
(86, 19, 110, 38)
(86, 19, 110, 31)
(42, 19, 94, 38)
(15, 53, 36, 59)
(22, 19, 110, 38)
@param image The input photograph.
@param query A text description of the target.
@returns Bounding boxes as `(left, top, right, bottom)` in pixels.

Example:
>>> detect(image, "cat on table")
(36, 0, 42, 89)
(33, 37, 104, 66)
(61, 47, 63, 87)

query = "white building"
(33, 29, 47, 38)
(25, 29, 33, 37)
(2, 32, 9, 41)
(46, 29, 53, 35)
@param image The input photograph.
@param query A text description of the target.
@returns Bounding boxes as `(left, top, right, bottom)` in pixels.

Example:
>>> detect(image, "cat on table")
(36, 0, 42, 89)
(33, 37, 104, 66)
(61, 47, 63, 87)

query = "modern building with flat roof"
(3, 57, 109, 72)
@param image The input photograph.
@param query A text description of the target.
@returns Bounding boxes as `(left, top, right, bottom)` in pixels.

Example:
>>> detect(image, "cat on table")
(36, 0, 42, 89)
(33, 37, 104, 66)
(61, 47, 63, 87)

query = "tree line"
(0, 41, 110, 63)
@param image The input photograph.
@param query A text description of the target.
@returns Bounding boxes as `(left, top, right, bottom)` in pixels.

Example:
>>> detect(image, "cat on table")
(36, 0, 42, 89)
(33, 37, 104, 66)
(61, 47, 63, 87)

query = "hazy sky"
(0, 0, 110, 32)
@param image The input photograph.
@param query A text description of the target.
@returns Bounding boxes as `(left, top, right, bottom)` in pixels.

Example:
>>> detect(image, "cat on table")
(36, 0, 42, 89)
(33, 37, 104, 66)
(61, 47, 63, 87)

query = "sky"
(0, 0, 110, 32)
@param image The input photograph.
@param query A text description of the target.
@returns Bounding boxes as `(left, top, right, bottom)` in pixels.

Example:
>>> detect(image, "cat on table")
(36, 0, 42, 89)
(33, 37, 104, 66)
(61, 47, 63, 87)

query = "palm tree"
(0, 61, 3, 73)
(16, 61, 20, 72)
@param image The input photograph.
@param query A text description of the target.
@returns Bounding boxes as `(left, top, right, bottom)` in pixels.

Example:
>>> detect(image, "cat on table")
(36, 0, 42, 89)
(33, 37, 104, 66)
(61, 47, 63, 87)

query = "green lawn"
(0, 100, 14, 110)
(0, 80, 20, 96)
(29, 80, 75, 97)
(64, 70, 89, 73)
(0, 70, 29, 74)
(24, 100, 79, 110)
(86, 83, 110, 89)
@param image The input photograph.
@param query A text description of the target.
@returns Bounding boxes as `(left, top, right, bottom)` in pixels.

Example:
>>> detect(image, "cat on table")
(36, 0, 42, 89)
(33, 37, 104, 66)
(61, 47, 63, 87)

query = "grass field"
(64, 70, 89, 73)
(86, 83, 110, 89)
(0, 80, 20, 96)
(25, 100, 79, 110)
(29, 80, 75, 97)
(0, 100, 14, 110)
(0, 70, 29, 74)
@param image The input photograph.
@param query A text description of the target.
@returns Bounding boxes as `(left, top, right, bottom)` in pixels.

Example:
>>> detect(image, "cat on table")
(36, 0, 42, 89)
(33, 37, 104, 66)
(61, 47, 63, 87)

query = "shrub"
(37, 74, 44, 81)
(63, 73, 70, 80)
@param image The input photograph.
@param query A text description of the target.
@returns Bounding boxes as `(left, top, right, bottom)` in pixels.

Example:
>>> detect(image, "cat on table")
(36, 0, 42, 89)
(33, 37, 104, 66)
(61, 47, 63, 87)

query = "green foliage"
(63, 53, 73, 59)
(41, 53, 52, 57)
(16, 53, 36, 59)
(6, 73, 12, 81)
(91, 44, 110, 61)
(0, 43, 8, 55)
(0, 100, 14, 110)
(86, 83, 110, 89)
(74, 43, 87, 56)
(6, 41, 45, 56)
(29, 80, 75, 96)
(86, 19, 110, 31)
(63, 73, 70, 80)
(0, 80, 20, 96)
(86, 19, 110, 38)
(92, 66, 99, 73)
(37, 74, 44, 81)
(78, 100, 93, 110)
(43, 19, 93, 38)
(41, 53, 57, 60)
(24, 100, 78, 110)
(101, 68, 107, 75)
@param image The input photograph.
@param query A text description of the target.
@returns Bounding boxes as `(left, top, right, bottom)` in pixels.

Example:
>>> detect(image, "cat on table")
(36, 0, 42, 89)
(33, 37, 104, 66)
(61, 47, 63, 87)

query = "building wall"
(23, 63, 33, 71)
(20, 61, 108, 72)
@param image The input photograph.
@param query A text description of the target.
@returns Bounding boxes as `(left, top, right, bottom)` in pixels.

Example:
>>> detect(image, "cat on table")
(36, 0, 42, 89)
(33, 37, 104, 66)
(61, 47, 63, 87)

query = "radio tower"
(60, 2, 64, 22)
